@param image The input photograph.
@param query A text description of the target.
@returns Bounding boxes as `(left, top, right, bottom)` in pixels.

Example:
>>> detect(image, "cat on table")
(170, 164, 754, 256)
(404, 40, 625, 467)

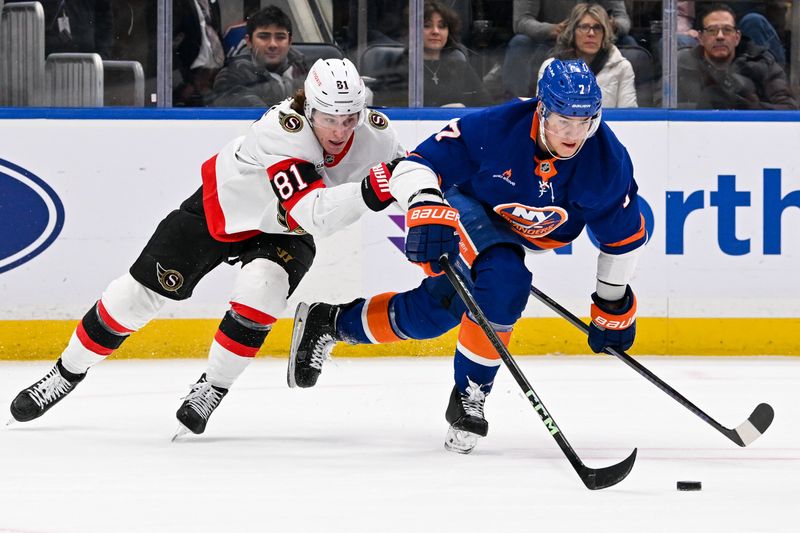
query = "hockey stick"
(438, 256, 637, 490)
(529, 285, 775, 447)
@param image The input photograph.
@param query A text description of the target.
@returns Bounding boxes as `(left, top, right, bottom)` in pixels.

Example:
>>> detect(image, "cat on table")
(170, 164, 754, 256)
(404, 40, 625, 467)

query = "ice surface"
(0, 356, 796, 532)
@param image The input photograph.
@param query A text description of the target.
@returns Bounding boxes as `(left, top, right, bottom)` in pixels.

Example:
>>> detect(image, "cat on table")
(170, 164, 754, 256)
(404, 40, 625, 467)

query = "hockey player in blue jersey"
(288, 59, 648, 453)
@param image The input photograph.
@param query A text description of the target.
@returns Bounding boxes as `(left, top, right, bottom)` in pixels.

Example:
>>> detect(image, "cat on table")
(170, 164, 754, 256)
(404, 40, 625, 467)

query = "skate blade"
(287, 302, 310, 389)
(171, 424, 192, 442)
(444, 427, 478, 454)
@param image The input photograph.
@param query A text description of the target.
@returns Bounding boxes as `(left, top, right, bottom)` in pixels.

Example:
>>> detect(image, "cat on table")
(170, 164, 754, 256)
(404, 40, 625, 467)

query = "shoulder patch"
(279, 111, 304, 133)
(367, 110, 388, 130)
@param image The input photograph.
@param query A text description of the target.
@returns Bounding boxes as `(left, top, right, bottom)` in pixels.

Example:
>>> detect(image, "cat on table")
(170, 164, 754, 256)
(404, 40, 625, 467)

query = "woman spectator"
(372, 0, 492, 107)
(537, 3, 637, 108)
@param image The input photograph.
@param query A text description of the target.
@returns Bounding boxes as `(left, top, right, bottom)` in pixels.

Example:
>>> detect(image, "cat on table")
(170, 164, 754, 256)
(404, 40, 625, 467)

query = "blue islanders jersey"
(406, 98, 647, 256)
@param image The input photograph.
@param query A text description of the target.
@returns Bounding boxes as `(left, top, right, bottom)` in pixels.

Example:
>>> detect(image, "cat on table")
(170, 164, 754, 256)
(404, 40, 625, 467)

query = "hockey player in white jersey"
(9, 58, 405, 438)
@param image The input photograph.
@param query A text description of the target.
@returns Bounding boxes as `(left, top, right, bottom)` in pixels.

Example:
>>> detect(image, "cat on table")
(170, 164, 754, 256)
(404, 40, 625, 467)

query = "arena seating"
(0, 2, 44, 106)
(103, 60, 145, 106)
(45, 53, 104, 106)
(293, 42, 344, 65)
(618, 44, 657, 107)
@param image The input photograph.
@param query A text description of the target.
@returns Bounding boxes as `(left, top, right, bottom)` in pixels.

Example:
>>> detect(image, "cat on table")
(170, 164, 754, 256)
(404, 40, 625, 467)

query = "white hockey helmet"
(304, 58, 367, 124)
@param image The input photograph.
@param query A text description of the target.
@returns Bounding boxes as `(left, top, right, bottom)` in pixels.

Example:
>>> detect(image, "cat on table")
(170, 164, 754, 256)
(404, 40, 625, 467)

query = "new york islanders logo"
(0, 158, 65, 273)
(494, 203, 568, 239)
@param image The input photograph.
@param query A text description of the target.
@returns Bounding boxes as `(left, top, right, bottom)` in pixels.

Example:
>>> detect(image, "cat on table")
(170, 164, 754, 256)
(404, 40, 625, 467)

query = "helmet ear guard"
(304, 58, 367, 126)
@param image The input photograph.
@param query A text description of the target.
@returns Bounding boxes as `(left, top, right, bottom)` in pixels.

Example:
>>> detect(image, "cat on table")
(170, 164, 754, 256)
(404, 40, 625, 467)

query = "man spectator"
(211, 5, 308, 108)
(173, 0, 225, 107)
(502, 0, 632, 97)
(677, 3, 798, 110)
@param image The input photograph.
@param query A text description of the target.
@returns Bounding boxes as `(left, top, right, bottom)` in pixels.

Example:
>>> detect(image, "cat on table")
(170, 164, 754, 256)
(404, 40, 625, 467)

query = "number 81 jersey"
(201, 98, 404, 241)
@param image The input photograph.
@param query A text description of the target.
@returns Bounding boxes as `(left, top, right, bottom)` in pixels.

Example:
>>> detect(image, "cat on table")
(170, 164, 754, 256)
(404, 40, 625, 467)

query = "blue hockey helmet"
(538, 59, 602, 118)
(536, 59, 602, 159)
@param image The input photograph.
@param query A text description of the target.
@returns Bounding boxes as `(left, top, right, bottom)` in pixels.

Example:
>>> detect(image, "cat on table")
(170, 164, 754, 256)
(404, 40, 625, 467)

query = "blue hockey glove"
(405, 198, 460, 276)
(588, 285, 637, 353)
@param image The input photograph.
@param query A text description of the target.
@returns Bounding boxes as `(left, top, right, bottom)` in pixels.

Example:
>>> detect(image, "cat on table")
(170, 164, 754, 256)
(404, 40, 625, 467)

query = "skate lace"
(309, 333, 336, 371)
(462, 382, 486, 418)
(183, 381, 225, 421)
(28, 367, 73, 409)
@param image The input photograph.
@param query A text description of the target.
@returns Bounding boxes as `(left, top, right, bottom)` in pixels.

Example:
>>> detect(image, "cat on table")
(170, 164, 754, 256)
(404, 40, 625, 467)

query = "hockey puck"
(677, 481, 702, 491)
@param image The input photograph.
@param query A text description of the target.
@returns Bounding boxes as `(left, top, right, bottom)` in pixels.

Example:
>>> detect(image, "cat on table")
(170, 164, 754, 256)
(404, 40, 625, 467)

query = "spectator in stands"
(677, 2, 701, 48)
(736, 5, 788, 68)
(677, 3, 798, 110)
(503, 0, 632, 97)
(537, 3, 637, 107)
(219, 6, 263, 59)
(652, 1, 700, 60)
(659, 2, 783, 67)
(20, 0, 114, 59)
(211, 6, 307, 108)
(371, 0, 491, 107)
(173, 0, 225, 107)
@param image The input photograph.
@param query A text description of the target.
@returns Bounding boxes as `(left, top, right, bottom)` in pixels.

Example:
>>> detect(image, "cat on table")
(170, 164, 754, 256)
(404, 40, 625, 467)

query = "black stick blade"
(579, 448, 637, 490)
(727, 403, 775, 447)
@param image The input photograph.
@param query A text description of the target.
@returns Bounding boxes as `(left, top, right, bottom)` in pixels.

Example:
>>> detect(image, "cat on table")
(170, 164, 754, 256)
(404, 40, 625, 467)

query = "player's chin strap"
(537, 106, 600, 161)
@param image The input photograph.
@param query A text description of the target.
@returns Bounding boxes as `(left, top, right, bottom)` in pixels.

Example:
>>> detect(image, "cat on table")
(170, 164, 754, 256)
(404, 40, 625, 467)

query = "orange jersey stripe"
(365, 293, 402, 343)
(526, 236, 570, 250)
(458, 314, 512, 360)
(529, 111, 540, 141)
(605, 214, 646, 248)
(456, 223, 477, 267)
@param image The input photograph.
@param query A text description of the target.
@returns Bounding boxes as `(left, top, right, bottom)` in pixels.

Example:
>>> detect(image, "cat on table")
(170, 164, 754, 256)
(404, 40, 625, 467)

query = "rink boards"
(0, 109, 797, 358)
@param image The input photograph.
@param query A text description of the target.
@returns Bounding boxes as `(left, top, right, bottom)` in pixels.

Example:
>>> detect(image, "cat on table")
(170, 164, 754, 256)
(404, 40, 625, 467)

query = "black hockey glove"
(588, 285, 637, 353)
(404, 191, 460, 276)
(361, 157, 403, 211)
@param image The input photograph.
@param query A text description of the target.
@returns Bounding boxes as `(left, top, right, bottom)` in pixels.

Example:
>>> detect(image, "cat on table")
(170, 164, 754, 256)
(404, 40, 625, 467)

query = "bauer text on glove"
(404, 200, 460, 276)
(588, 285, 637, 353)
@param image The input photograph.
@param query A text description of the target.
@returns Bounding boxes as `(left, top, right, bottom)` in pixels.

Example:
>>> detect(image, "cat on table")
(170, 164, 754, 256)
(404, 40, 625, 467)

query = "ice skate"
(173, 374, 228, 440)
(444, 381, 488, 454)
(9, 358, 87, 423)
(287, 302, 341, 388)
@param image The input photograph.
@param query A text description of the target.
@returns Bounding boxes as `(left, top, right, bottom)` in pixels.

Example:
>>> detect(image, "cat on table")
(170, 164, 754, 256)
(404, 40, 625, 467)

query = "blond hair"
(556, 3, 616, 53)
